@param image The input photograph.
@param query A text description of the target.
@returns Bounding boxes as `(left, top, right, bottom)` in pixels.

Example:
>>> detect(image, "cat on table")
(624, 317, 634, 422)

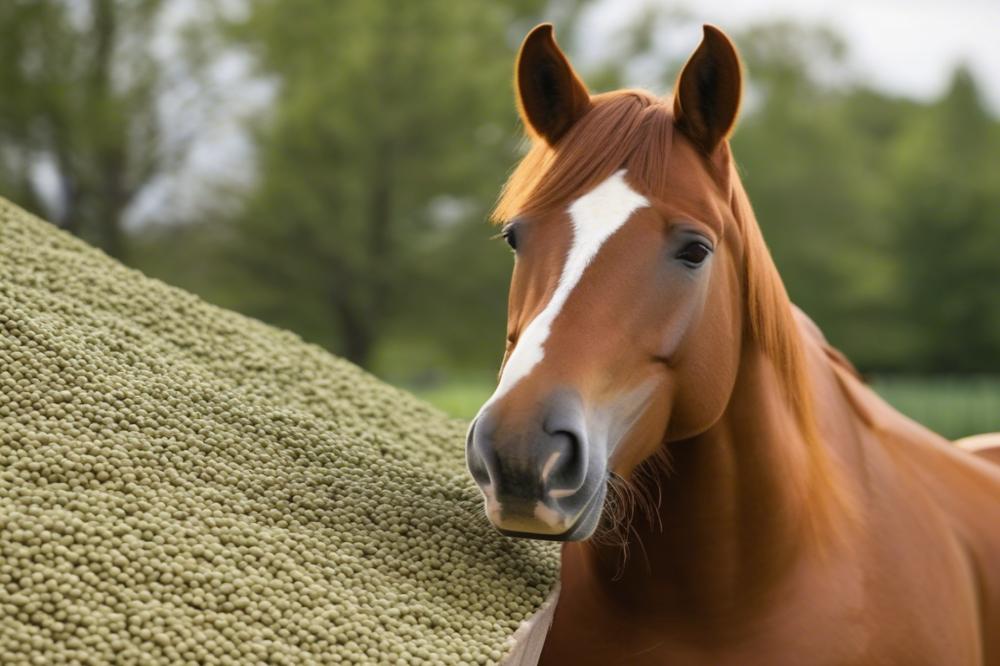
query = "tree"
(0, 0, 182, 260)
(116, 10, 1000, 379)
(729, 23, 907, 370)
(220, 0, 545, 368)
(890, 68, 1000, 372)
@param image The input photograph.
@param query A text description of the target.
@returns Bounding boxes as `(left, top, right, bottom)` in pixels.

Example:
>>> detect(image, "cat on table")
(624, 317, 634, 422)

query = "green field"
(869, 376, 1000, 440)
(412, 376, 1000, 441)
(411, 377, 495, 423)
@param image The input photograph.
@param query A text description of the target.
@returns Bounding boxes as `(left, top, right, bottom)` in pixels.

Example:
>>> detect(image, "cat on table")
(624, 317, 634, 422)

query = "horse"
(465, 23, 1000, 665)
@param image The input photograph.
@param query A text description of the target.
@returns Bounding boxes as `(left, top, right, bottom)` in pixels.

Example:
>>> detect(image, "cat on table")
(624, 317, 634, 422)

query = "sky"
(579, 0, 1000, 112)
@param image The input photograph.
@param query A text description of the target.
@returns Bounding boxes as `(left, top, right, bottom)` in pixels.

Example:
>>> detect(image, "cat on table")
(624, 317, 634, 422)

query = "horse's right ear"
(516, 24, 591, 146)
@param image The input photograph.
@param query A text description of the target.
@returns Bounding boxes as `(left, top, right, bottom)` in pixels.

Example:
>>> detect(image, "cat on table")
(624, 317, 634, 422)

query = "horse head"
(467, 24, 808, 541)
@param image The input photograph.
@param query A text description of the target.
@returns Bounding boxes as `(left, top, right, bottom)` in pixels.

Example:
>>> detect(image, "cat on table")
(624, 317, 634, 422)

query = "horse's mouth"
(495, 483, 607, 542)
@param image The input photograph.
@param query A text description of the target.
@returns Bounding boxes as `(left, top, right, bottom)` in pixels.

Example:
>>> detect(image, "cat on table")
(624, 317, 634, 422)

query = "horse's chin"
(496, 484, 606, 542)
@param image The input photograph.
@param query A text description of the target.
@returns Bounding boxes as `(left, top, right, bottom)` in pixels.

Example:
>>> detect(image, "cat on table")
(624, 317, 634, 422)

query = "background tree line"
(1, 0, 998, 394)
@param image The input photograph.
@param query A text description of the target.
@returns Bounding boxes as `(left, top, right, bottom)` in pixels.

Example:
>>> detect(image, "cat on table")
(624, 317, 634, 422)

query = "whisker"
(590, 446, 673, 576)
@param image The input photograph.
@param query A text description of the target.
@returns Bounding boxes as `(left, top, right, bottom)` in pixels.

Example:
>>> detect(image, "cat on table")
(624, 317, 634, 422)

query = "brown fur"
(494, 90, 816, 455)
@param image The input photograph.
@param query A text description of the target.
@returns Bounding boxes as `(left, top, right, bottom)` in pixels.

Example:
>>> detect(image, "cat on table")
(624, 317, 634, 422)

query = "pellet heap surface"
(0, 198, 559, 665)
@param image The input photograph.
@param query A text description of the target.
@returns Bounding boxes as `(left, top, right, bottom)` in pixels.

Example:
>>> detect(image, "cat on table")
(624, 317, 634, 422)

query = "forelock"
(492, 90, 676, 223)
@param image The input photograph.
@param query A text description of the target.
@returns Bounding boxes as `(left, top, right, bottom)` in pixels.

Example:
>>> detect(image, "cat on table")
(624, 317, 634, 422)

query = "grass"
(411, 378, 494, 422)
(869, 376, 1000, 440)
(411, 375, 1000, 441)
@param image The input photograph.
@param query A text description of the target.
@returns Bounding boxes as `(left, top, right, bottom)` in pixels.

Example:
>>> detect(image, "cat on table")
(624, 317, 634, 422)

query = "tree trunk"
(367, 141, 392, 312)
(97, 145, 129, 261)
(328, 142, 394, 369)
(332, 296, 375, 368)
(90, 0, 129, 261)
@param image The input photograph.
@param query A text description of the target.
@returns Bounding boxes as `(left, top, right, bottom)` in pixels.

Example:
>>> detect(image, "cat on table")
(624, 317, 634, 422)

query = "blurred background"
(1, 0, 998, 437)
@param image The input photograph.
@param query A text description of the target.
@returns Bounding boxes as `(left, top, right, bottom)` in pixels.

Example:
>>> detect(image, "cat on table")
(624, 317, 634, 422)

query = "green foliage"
(2, 4, 997, 380)
(208, 0, 543, 369)
(0, 0, 168, 259)
(724, 24, 1000, 373)
(888, 69, 1000, 372)
(730, 24, 906, 370)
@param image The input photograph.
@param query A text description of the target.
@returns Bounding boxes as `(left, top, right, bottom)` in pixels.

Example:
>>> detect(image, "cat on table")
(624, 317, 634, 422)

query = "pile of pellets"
(0, 198, 558, 665)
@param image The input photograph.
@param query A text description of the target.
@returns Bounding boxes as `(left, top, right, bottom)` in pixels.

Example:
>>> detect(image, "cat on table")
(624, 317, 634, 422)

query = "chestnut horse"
(466, 24, 1000, 666)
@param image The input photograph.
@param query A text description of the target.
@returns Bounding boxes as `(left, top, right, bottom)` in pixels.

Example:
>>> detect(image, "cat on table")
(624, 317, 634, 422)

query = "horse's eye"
(676, 241, 711, 267)
(501, 226, 518, 251)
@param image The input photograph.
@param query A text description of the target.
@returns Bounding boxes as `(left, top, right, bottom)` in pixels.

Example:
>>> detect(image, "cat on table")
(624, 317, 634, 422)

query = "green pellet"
(0, 198, 558, 664)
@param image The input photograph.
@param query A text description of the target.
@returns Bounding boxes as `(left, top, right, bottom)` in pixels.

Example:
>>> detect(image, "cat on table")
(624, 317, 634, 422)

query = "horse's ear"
(516, 23, 591, 145)
(673, 25, 742, 155)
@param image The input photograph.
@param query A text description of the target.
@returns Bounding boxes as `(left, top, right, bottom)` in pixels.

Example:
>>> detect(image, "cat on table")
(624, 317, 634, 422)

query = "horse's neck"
(564, 328, 859, 622)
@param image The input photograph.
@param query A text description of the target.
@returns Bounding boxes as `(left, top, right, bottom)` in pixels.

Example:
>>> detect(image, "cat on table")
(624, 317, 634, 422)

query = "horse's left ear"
(673, 25, 743, 155)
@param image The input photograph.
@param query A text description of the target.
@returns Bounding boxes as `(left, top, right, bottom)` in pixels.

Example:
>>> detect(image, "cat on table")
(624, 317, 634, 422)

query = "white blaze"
(484, 170, 649, 407)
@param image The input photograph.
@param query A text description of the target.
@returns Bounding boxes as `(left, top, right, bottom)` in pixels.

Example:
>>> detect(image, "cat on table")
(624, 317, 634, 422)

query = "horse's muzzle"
(466, 391, 605, 540)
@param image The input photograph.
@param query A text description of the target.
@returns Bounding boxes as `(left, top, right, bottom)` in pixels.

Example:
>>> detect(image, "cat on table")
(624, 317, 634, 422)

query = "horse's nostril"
(543, 429, 587, 496)
(468, 451, 492, 488)
(466, 420, 495, 488)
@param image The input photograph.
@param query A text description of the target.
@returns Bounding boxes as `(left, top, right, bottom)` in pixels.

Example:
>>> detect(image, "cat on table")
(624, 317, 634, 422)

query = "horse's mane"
(729, 173, 818, 446)
(492, 89, 817, 446)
